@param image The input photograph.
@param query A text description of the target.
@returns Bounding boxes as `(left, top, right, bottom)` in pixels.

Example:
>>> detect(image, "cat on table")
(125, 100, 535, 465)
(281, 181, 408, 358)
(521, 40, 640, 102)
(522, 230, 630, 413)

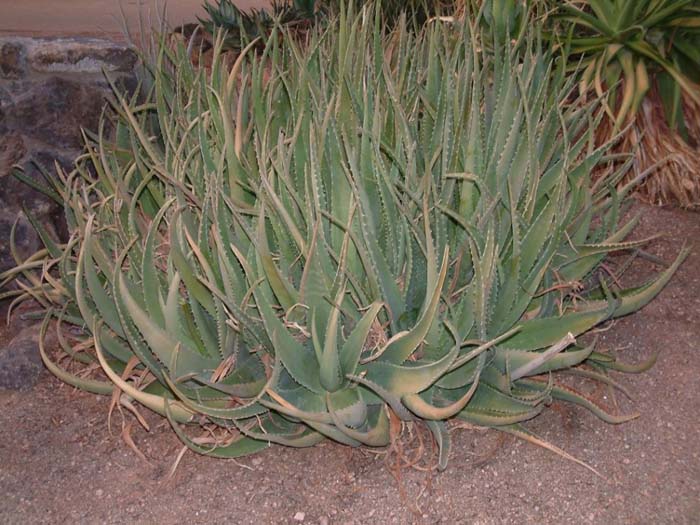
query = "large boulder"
(27, 38, 137, 74)
(2, 76, 106, 150)
(0, 131, 26, 175)
(0, 325, 45, 391)
(0, 36, 137, 306)
(0, 42, 25, 80)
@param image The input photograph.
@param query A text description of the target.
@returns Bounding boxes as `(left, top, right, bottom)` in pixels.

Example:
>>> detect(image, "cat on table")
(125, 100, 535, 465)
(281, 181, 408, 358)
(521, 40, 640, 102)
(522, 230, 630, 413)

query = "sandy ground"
(0, 0, 269, 40)
(1, 202, 699, 524)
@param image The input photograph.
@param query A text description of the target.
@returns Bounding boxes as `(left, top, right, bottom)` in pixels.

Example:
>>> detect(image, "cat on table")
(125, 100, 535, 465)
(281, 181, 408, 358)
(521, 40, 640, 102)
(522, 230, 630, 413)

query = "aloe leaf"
(612, 246, 690, 317)
(73, 226, 100, 335)
(588, 350, 658, 373)
(305, 419, 363, 447)
(162, 373, 266, 420)
(457, 402, 544, 427)
(403, 354, 483, 420)
(571, 236, 660, 259)
(496, 340, 595, 378)
(94, 321, 194, 423)
(562, 367, 633, 399)
(97, 327, 136, 363)
(510, 333, 576, 381)
(425, 420, 451, 471)
(364, 343, 458, 397)
(501, 309, 608, 351)
(111, 247, 169, 383)
(331, 387, 368, 425)
(22, 206, 62, 260)
(141, 199, 175, 328)
(523, 380, 638, 424)
(231, 412, 327, 447)
(13, 169, 63, 205)
(456, 379, 546, 426)
(81, 227, 125, 338)
(319, 284, 345, 392)
(340, 301, 384, 377)
(257, 293, 322, 392)
(256, 206, 298, 311)
(327, 402, 390, 447)
(260, 388, 332, 424)
(119, 269, 210, 376)
(378, 247, 449, 364)
(170, 225, 217, 316)
(38, 312, 114, 395)
(346, 373, 414, 421)
(558, 214, 641, 282)
(163, 272, 203, 358)
(165, 404, 269, 458)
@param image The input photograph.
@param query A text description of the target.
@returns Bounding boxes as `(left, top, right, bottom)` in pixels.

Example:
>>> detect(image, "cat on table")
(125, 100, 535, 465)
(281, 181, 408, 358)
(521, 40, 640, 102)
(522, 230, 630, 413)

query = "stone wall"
(0, 37, 137, 273)
(0, 37, 137, 389)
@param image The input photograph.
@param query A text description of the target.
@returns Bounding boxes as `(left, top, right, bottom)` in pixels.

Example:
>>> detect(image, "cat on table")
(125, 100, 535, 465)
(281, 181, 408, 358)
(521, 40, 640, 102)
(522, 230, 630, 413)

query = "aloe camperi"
(1, 3, 688, 469)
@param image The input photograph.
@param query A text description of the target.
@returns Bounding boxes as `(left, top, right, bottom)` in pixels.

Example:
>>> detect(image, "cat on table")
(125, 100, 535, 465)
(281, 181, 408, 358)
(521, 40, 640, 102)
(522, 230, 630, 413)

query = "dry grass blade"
(120, 396, 151, 431)
(166, 445, 189, 480)
(500, 426, 606, 480)
(121, 421, 151, 464)
(108, 356, 142, 433)
(606, 88, 700, 208)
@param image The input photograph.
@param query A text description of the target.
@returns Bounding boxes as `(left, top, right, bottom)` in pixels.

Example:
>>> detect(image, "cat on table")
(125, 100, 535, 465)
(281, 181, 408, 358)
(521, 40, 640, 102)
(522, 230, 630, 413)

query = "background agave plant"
(550, 0, 700, 206)
(2, 3, 687, 470)
(199, 0, 462, 51)
(199, 0, 319, 51)
(555, 0, 700, 131)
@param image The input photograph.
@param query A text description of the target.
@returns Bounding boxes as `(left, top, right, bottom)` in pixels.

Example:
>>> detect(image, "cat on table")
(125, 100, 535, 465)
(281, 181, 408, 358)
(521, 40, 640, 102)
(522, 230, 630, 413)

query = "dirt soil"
(1, 202, 699, 525)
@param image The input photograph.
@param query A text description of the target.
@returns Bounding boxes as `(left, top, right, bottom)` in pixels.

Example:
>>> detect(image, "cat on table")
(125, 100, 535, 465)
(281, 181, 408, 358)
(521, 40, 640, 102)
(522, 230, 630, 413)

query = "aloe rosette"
(2, 4, 688, 468)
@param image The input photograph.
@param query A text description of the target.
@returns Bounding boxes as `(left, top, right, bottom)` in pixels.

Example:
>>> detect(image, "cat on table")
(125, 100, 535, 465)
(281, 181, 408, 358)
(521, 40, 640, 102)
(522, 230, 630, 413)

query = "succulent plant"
(199, 0, 461, 51)
(552, 0, 700, 135)
(198, 0, 318, 51)
(2, 3, 687, 469)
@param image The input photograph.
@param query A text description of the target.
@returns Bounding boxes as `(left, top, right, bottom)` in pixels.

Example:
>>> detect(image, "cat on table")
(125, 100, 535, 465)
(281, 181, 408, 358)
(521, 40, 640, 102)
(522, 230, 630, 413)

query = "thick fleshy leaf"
(378, 247, 449, 364)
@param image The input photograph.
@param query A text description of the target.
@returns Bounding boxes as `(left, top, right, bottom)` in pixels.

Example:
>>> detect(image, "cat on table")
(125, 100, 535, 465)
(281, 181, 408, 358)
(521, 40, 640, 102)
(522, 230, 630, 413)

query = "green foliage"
(552, 0, 700, 135)
(3, 4, 687, 468)
(199, 0, 318, 50)
(199, 0, 459, 50)
(470, 0, 531, 46)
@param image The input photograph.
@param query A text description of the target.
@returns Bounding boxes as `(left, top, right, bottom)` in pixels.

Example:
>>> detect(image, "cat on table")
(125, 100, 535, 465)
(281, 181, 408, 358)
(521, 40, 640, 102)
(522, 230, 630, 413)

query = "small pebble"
(294, 511, 305, 522)
(95, 489, 104, 497)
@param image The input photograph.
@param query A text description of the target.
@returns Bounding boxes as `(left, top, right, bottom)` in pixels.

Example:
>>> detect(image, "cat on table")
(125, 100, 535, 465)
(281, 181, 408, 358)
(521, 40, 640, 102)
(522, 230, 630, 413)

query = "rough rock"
(0, 85, 12, 135)
(0, 42, 25, 79)
(27, 38, 137, 74)
(0, 325, 45, 390)
(0, 36, 138, 293)
(3, 76, 105, 149)
(0, 131, 26, 177)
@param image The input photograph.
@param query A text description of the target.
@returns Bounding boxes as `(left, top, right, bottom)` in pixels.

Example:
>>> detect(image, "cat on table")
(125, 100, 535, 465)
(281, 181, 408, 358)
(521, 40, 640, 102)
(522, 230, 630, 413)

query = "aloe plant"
(2, 3, 687, 469)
